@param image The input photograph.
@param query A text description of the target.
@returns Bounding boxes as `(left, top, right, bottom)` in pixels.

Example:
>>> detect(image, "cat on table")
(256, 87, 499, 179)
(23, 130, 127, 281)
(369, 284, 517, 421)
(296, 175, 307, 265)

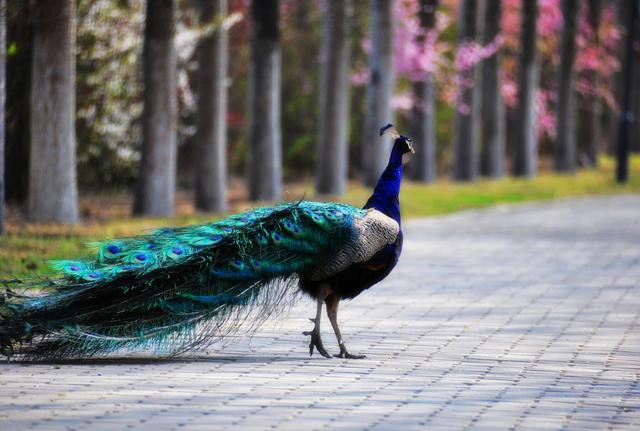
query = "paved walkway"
(1, 195, 639, 430)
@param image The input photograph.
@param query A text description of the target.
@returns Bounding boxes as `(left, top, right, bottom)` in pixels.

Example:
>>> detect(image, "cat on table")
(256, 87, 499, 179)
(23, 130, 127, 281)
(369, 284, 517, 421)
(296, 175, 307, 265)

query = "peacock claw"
(302, 329, 331, 358)
(334, 344, 366, 359)
(334, 352, 366, 360)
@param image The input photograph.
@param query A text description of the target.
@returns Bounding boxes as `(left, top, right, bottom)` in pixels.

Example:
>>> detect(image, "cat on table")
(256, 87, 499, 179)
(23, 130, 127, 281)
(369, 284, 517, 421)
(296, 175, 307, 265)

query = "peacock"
(0, 125, 414, 361)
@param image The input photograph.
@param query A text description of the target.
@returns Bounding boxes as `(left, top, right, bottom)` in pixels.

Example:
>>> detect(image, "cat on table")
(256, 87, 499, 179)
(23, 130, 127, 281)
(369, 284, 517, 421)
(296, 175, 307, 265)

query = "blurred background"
(1, 0, 640, 273)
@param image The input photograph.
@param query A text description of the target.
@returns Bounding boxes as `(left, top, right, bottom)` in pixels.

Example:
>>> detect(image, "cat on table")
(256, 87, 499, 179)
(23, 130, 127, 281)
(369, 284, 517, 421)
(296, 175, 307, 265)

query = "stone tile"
(2, 196, 640, 430)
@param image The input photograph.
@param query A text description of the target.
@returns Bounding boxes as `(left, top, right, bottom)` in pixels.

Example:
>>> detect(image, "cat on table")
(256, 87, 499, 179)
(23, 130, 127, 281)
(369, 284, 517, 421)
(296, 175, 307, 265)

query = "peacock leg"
(325, 294, 366, 359)
(302, 288, 331, 358)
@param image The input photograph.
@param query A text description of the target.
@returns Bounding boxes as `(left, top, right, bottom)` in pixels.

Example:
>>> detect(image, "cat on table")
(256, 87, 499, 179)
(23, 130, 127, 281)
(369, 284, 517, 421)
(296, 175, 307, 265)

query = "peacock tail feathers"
(0, 201, 366, 360)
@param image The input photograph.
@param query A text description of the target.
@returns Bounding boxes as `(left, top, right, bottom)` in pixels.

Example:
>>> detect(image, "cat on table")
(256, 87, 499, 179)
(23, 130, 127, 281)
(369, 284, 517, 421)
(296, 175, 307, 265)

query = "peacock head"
(379, 123, 415, 164)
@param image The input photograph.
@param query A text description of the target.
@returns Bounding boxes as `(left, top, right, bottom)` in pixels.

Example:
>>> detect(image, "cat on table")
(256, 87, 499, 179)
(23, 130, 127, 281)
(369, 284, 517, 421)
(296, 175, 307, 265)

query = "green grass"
(2, 156, 639, 277)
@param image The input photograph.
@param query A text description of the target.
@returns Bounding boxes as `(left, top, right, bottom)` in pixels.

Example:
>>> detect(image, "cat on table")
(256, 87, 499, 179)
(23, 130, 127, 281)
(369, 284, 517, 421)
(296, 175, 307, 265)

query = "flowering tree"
(371, 0, 501, 177)
(576, 0, 620, 166)
(501, 0, 621, 141)
(357, 0, 625, 180)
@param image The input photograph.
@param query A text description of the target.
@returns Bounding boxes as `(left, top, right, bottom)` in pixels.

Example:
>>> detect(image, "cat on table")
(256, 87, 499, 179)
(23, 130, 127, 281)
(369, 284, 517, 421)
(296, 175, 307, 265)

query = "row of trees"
(406, 0, 636, 181)
(1, 0, 639, 230)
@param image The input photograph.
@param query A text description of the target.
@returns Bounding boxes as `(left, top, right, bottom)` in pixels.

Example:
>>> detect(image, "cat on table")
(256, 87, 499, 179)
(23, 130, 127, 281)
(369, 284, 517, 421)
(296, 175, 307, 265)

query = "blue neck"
(363, 145, 403, 225)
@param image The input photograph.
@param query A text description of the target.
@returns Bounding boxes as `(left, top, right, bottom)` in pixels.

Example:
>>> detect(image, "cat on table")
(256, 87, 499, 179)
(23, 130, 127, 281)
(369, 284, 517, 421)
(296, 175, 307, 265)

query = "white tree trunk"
(195, 0, 228, 212)
(28, 0, 78, 223)
(134, 0, 177, 217)
(363, 0, 394, 187)
(316, 0, 353, 195)
(249, 0, 281, 201)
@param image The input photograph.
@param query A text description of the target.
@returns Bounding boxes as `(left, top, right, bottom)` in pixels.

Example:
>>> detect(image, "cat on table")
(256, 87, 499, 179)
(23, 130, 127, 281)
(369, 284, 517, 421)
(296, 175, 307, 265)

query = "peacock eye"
(106, 244, 120, 254)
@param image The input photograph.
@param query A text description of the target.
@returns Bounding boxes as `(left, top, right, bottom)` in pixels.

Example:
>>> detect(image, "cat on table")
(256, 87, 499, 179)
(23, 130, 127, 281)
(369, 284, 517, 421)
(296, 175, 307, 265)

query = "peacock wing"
(51, 202, 364, 283)
(311, 208, 400, 280)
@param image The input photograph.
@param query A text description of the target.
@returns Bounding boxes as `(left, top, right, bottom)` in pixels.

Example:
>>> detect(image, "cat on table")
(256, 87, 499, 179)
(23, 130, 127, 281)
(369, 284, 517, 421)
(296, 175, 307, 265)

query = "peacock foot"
(302, 320, 331, 358)
(334, 346, 366, 359)
(334, 352, 366, 359)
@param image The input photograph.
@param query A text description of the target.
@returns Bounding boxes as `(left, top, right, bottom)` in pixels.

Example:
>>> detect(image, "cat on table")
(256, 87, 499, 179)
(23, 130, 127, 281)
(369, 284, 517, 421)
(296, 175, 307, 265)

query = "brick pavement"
(1, 195, 639, 430)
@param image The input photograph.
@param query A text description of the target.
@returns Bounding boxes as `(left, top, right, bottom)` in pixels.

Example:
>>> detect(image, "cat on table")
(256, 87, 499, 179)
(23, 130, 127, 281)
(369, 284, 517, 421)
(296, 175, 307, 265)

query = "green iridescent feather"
(0, 201, 365, 360)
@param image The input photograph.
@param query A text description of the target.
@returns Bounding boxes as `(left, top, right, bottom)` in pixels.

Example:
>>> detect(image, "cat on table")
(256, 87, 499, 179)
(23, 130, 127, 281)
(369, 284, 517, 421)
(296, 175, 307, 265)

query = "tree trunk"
(607, 1, 640, 155)
(577, 0, 602, 166)
(453, 0, 479, 181)
(615, 0, 639, 183)
(5, 0, 31, 204)
(577, 83, 600, 166)
(606, 0, 626, 155)
(512, 0, 539, 177)
(133, 0, 177, 216)
(249, 0, 281, 201)
(554, 0, 578, 173)
(633, 12, 640, 153)
(578, 85, 603, 165)
(363, 0, 394, 187)
(410, 0, 438, 183)
(28, 0, 78, 223)
(316, 0, 353, 195)
(480, 0, 505, 178)
(0, 0, 5, 233)
(195, 0, 228, 212)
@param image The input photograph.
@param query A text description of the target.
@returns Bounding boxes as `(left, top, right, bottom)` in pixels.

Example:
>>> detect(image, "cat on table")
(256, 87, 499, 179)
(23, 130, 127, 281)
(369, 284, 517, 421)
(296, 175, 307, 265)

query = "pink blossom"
(538, 0, 563, 37)
(537, 89, 556, 138)
(457, 102, 470, 115)
(393, 0, 447, 82)
(455, 39, 501, 72)
(354, 0, 623, 125)
(350, 69, 369, 86)
(391, 93, 415, 111)
(573, 2, 621, 108)
(501, 0, 521, 41)
(361, 38, 371, 54)
(499, 0, 623, 138)
(501, 80, 518, 107)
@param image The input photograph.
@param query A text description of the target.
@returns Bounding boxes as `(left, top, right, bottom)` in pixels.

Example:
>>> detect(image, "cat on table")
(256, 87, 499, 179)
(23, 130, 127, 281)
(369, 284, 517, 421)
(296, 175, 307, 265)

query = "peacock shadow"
(8, 354, 324, 366)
